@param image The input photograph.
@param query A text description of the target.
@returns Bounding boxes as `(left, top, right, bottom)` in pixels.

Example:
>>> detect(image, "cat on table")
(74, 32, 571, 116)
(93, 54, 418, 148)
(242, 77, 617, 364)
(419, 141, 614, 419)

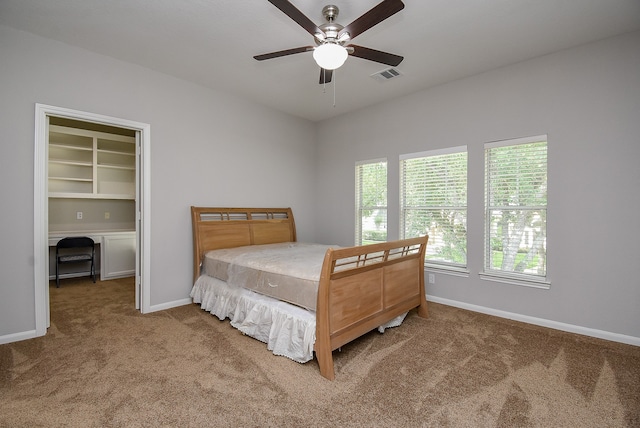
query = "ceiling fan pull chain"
(323, 68, 327, 93)
(333, 69, 336, 107)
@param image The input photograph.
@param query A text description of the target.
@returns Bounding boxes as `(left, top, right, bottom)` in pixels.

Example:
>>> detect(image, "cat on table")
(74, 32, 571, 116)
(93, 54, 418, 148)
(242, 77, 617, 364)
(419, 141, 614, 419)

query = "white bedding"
(191, 274, 408, 363)
(191, 274, 316, 362)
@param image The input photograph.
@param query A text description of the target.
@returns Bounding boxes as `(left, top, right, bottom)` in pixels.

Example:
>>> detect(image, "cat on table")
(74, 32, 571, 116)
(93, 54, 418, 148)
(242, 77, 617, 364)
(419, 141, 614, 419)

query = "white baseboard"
(0, 329, 38, 345)
(147, 297, 192, 313)
(428, 296, 640, 347)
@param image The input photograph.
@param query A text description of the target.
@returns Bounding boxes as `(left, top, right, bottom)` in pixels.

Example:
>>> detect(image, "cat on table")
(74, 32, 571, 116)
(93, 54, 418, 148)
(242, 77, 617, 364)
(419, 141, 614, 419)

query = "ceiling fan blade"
(338, 0, 404, 41)
(349, 45, 404, 66)
(267, 0, 324, 37)
(319, 68, 333, 84)
(254, 46, 313, 61)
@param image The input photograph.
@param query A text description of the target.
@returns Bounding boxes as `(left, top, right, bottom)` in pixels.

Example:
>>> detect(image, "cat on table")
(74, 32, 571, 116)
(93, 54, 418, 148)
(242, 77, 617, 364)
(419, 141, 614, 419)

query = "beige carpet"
(1, 277, 638, 427)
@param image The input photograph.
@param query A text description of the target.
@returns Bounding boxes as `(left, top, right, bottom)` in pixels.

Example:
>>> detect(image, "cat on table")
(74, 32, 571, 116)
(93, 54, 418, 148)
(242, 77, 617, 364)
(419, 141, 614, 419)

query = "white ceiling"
(2, 0, 639, 122)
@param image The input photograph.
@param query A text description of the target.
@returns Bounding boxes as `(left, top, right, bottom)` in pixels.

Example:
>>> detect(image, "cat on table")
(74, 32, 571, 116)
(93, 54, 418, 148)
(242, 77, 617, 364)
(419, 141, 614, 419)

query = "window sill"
(425, 264, 470, 277)
(479, 271, 550, 289)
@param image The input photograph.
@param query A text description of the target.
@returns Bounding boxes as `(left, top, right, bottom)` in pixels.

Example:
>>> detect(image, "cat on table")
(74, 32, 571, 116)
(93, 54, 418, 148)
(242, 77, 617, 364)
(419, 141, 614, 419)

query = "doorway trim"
(34, 104, 151, 335)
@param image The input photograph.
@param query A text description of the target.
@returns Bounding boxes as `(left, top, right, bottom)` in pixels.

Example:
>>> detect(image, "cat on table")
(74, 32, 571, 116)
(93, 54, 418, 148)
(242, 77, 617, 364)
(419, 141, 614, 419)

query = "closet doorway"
(34, 104, 151, 335)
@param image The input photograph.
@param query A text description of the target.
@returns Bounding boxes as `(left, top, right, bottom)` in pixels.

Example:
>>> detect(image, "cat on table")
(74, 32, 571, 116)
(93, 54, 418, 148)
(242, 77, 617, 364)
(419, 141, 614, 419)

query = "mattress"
(202, 242, 335, 311)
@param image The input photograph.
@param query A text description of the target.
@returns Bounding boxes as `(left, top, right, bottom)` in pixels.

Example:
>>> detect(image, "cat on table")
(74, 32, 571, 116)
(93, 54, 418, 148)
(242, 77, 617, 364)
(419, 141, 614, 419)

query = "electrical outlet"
(428, 273, 435, 284)
(105, 212, 110, 219)
(76, 211, 83, 220)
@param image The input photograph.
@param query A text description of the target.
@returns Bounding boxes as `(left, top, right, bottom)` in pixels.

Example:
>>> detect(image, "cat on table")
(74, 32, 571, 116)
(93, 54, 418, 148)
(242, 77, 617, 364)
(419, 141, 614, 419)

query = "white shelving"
(48, 125, 136, 199)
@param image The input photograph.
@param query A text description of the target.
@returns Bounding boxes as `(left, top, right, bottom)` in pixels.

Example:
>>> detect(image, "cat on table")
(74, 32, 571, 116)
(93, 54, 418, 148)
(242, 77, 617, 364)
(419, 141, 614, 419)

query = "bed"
(190, 206, 429, 380)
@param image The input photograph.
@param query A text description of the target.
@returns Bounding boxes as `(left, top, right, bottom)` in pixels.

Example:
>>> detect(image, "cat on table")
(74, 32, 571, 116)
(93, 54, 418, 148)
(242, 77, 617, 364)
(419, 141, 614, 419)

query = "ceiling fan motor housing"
(316, 5, 346, 45)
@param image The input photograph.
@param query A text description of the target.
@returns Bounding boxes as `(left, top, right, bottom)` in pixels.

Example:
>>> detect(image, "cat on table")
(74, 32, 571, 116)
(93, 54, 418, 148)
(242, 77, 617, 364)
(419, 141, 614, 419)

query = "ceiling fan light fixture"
(313, 43, 348, 70)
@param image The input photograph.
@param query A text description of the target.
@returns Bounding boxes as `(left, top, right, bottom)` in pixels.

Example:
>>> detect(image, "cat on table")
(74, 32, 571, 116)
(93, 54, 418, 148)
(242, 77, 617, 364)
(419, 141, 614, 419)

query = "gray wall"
(0, 25, 317, 337)
(49, 199, 135, 232)
(315, 31, 640, 340)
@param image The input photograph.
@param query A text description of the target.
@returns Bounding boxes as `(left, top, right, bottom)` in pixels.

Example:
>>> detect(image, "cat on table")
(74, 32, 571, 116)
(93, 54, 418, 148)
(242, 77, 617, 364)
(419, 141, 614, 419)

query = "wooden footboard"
(314, 236, 429, 380)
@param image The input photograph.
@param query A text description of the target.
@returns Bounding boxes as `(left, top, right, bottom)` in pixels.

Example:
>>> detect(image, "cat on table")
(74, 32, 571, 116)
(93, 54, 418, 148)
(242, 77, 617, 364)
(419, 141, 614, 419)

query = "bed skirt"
(191, 275, 407, 364)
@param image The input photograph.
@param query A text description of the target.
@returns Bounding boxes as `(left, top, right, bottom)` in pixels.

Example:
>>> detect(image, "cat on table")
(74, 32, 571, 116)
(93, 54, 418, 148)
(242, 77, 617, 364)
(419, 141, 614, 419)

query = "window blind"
(484, 136, 547, 281)
(400, 146, 467, 268)
(355, 159, 387, 245)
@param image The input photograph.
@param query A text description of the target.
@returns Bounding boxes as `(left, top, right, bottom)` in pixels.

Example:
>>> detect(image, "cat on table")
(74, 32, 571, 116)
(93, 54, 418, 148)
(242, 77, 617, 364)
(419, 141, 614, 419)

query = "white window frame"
(355, 158, 388, 246)
(400, 146, 468, 272)
(481, 135, 549, 288)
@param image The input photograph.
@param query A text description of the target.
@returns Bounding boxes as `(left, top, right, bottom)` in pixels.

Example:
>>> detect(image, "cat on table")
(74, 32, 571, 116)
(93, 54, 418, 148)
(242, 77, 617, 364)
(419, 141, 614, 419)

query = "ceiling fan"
(254, 0, 405, 84)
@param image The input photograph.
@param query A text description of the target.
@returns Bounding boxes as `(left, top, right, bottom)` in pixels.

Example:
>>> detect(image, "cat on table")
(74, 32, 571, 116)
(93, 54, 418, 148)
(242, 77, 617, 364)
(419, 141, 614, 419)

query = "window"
(355, 159, 387, 245)
(400, 147, 467, 269)
(484, 135, 548, 285)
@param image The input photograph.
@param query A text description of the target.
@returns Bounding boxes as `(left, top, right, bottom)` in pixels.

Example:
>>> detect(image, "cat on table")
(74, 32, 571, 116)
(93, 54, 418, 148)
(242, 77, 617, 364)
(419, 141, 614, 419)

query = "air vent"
(370, 68, 403, 82)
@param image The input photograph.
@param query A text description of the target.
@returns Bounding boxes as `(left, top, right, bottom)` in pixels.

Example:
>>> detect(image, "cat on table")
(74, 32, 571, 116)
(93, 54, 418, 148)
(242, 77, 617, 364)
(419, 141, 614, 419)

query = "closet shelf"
(49, 143, 93, 151)
(49, 176, 92, 182)
(48, 192, 135, 200)
(97, 163, 135, 170)
(97, 149, 135, 156)
(48, 125, 136, 200)
(49, 159, 93, 167)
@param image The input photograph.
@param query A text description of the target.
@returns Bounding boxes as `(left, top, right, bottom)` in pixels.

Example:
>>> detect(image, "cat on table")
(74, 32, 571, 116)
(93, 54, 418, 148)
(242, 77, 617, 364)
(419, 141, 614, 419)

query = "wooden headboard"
(191, 207, 297, 283)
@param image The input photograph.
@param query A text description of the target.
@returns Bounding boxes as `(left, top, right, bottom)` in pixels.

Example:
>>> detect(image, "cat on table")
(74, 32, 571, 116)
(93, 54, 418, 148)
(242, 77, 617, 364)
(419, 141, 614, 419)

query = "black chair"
(55, 237, 96, 287)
